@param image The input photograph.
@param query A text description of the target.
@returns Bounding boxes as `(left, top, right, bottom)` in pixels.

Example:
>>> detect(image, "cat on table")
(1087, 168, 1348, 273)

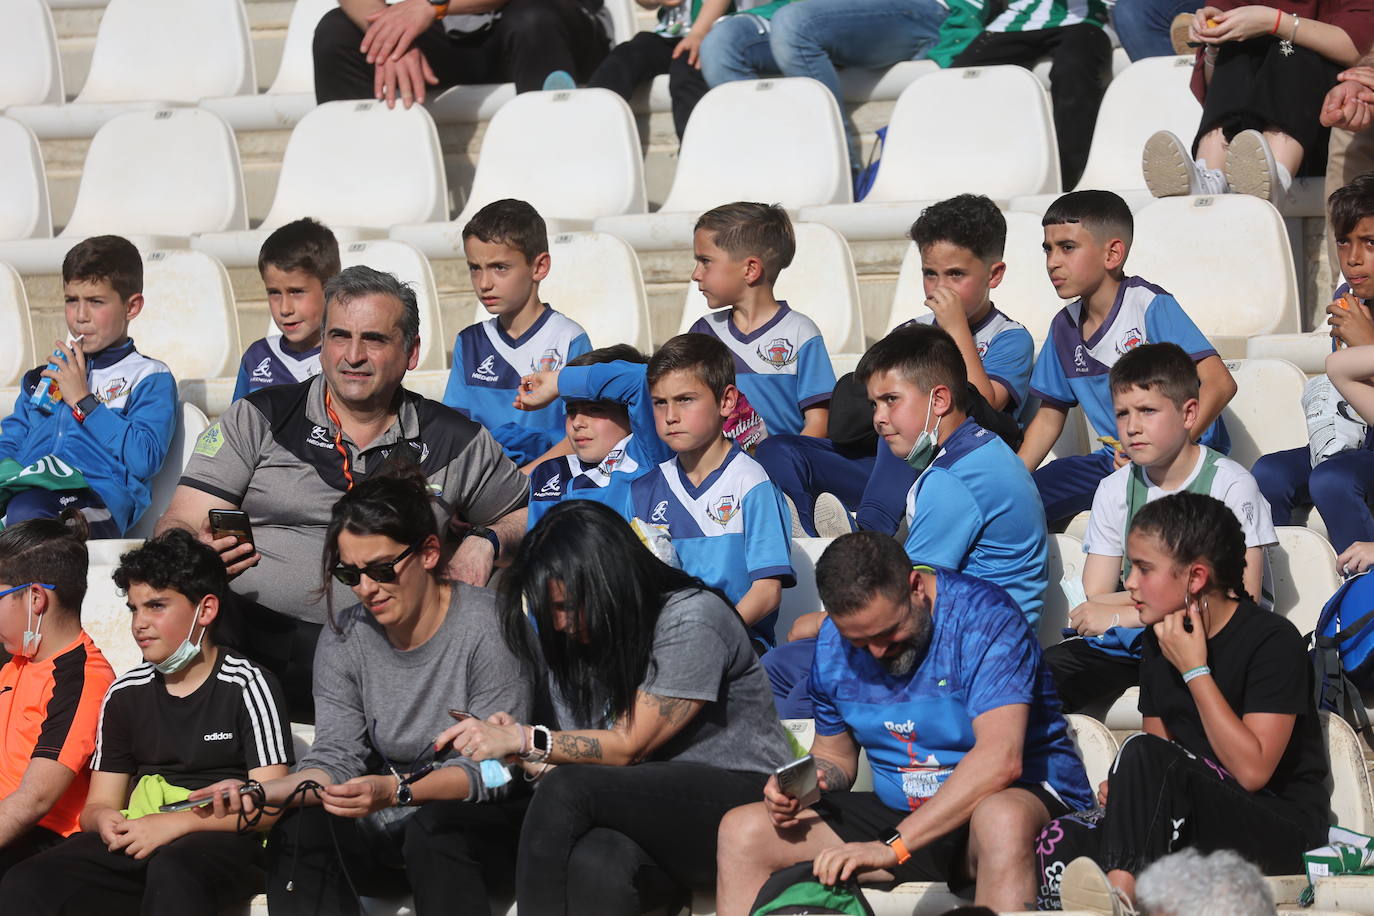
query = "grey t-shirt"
(300, 583, 534, 802)
(554, 588, 791, 774)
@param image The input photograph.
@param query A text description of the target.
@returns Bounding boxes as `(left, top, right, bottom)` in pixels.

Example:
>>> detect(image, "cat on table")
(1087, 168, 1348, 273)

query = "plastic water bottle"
(29, 348, 66, 414)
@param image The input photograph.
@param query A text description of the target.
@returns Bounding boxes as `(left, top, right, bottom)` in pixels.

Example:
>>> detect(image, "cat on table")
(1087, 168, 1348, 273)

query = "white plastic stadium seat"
(126, 402, 210, 539)
(6, 0, 255, 140)
(137, 248, 243, 382)
(83, 563, 142, 676)
(0, 109, 247, 275)
(339, 240, 447, 372)
(1219, 358, 1308, 469)
(800, 66, 1061, 242)
(1246, 331, 1333, 375)
(0, 118, 51, 242)
(1270, 526, 1341, 637)
(1010, 55, 1201, 214)
(603, 0, 638, 44)
(0, 263, 37, 389)
(393, 89, 647, 256)
(0, 0, 64, 108)
(678, 223, 865, 354)
(1040, 533, 1084, 649)
(594, 78, 851, 250)
(887, 211, 1061, 346)
(1064, 713, 1119, 788)
(774, 537, 833, 641)
(1128, 195, 1301, 342)
(465, 232, 653, 355)
(199, 0, 336, 131)
(194, 101, 449, 269)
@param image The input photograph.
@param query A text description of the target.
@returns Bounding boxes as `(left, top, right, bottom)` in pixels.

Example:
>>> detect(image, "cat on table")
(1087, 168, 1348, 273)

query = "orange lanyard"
(323, 389, 354, 491)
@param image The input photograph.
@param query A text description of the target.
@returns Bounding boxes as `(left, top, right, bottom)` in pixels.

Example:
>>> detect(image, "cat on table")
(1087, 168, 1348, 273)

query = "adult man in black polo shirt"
(157, 266, 529, 722)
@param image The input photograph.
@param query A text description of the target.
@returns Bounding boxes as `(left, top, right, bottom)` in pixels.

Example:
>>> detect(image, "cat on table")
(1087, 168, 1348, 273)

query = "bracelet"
(519, 724, 532, 757)
(520, 724, 552, 763)
(1182, 665, 1211, 683)
(1271, 8, 1282, 33)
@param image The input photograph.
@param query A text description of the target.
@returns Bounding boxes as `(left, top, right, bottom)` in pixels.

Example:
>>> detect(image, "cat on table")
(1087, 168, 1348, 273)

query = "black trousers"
(951, 23, 1113, 189)
(235, 598, 322, 725)
(516, 762, 770, 916)
(313, 0, 609, 101)
(1043, 638, 1141, 713)
(588, 31, 709, 140)
(0, 825, 63, 881)
(0, 829, 265, 916)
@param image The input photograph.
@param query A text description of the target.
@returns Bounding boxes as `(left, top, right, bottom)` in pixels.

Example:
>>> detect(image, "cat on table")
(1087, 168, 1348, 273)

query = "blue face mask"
(155, 600, 207, 675)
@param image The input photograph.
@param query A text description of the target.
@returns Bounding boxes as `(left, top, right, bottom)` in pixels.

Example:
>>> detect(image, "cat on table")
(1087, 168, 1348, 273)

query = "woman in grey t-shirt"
(437, 499, 792, 915)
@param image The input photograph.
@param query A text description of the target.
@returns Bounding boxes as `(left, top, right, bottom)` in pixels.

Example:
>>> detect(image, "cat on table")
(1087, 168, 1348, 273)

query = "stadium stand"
(6, 0, 256, 140)
(1219, 358, 1310, 469)
(0, 263, 36, 390)
(393, 88, 648, 256)
(127, 401, 209, 540)
(192, 100, 448, 268)
(0, 117, 52, 243)
(0, 0, 64, 109)
(1247, 330, 1335, 375)
(0, 108, 247, 274)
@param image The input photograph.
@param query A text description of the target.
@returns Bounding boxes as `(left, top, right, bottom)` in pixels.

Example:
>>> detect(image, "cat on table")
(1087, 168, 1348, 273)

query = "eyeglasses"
(330, 542, 421, 587)
(0, 583, 54, 600)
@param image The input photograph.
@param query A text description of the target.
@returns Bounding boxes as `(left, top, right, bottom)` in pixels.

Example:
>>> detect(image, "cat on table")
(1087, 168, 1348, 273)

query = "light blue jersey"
(442, 307, 592, 465)
(623, 444, 795, 642)
(1029, 276, 1229, 453)
(687, 302, 836, 437)
(904, 418, 1049, 625)
(910, 306, 1035, 425)
(232, 336, 320, 401)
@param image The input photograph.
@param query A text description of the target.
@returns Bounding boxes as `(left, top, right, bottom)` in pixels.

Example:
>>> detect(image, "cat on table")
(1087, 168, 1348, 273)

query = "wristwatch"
(429, 0, 450, 19)
(884, 831, 912, 865)
(395, 778, 415, 807)
(463, 525, 500, 558)
(72, 394, 101, 423)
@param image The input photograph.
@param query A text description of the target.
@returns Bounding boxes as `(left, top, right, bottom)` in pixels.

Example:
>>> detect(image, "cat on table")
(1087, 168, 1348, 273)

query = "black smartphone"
(208, 509, 254, 548)
(158, 783, 255, 813)
(449, 709, 473, 721)
(775, 755, 821, 808)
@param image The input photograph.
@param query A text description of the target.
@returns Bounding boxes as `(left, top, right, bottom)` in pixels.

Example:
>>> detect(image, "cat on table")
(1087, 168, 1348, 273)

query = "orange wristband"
(885, 832, 913, 865)
(432, 1, 450, 19)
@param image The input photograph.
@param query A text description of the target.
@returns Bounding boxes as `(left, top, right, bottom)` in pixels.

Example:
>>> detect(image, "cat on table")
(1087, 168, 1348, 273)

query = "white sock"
(1200, 166, 1230, 195)
(1276, 162, 1293, 192)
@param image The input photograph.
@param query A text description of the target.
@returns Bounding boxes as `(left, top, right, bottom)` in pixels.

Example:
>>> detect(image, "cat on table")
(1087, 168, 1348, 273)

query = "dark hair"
(500, 500, 719, 725)
(1129, 492, 1252, 604)
(113, 529, 230, 632)
(0, 514, 90, 612)
(567, 344, 647, 369)
(321, 466, 439, 632)
(910, 194, 1006, 263)
(647, 333, 735, 401)
(815, 531, 913, 617)
(462, 198, 549, 264)
(257, 216, 341, 282)
(695, 201, 796, 282)
(323, 265, 420, 352)
(1329, 171, 1374, 241)
(62, 235, 143, 300)
(1042, 189, 1134, 251)
(855, 323, 971, 412)
(1109, 342, 1199, 409)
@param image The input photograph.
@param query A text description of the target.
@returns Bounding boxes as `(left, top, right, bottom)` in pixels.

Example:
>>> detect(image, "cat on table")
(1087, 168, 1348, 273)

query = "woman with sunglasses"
(191, 468, 535, 915)
(435, 499, 793, 915)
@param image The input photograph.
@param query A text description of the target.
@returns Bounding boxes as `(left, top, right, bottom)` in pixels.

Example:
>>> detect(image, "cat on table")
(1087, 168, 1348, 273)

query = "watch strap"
(464, 525, 501, 558)
(885, 832, 912, 865)
(73, 394, 101, 422)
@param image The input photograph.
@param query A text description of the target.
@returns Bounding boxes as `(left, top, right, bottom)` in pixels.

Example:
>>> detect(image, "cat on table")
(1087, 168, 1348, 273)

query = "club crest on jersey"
(976, 340, 989, 357)
(472, 355, 500, 383)
(757, 338, 798, 370)
(536, 348, 564, 373)
(599, 449, 623, 474)
(100, 377, 129, 402)
(707, 494, 739, 526)
(252, 358, 273, 381)
(307, 425, 334, 449)
(1116, 327, 1144, 355)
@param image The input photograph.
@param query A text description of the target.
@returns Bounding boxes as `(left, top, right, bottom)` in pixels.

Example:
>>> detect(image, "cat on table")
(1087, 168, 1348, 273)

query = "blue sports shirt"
(232, 336, 321, 401)
(910, 306, 1035, 424)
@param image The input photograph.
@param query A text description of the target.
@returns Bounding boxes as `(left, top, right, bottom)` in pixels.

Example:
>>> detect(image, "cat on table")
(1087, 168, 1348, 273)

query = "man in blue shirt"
(717, 532, 1092, 914)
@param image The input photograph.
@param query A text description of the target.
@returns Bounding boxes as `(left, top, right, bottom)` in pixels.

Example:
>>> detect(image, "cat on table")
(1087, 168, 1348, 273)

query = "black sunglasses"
(330, 541, 421, 587)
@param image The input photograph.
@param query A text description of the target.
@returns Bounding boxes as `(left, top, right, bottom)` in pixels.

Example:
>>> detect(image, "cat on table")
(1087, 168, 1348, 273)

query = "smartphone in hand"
(775, 754, 821, 808)
(208, 509, 254, 549)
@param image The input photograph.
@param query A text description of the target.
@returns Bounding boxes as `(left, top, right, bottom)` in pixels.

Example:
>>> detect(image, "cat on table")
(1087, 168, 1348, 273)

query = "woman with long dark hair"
(436, 498, 792, 914)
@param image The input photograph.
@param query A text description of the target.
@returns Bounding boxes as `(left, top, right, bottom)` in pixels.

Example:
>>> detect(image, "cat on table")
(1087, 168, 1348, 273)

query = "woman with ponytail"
(1038, 492, 1330, 914)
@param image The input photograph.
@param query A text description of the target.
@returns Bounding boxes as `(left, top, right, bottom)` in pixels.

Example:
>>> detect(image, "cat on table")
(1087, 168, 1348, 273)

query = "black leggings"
(1043, 638, 1141, 713)
(587, 31, 710, 140)
(1034, 733, 1323, 909)
(516, 762, 770, 916)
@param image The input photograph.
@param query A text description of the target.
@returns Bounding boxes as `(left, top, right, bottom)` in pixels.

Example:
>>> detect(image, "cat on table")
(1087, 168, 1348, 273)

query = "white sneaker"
(811, 492, 855, 538)
(1143, 131, 1228, 197)
(1059, 857, 1139, 916)
(1226, 128, 1283, 203)
(783, 494, 805, 538)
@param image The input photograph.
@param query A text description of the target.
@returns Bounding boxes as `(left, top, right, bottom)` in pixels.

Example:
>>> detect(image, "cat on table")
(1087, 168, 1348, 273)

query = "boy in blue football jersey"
(441, 199, 592, 467)
(232, 218, 338, 400)
(686, 202, 835, 447)
(621, 333, 795, 644)
(517, 344, 670, 530)
(1017, 190, 1238, 528)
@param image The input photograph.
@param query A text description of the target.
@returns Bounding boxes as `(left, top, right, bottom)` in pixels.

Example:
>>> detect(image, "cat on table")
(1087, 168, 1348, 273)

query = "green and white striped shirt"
(987, 0, 1110, 32)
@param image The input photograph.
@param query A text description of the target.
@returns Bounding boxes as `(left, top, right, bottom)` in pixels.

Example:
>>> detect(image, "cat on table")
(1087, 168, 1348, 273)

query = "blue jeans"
(1252, 446, 1374, 553)
(699, 0, 949, 166)
(1112, 0, 1196, 60)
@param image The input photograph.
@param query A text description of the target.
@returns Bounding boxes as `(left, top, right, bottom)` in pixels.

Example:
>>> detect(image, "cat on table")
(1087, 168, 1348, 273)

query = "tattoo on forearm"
(554, 734, 603, 760)
(815, 758, 851, 792)
(646, 692, 696, 726)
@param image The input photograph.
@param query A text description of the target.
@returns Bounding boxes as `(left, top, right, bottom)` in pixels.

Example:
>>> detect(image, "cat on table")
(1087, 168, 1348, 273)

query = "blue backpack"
(1312, 571, 1374, 749)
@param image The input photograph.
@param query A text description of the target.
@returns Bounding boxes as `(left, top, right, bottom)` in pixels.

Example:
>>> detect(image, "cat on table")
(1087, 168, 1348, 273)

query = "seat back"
(338, 239, 447, 372)
(1129, 196, 1300, 338)
(1220, 358, 1308, 469)
(0, 263, 37, 389)
(1040, 533, 1085, 649)
(76, 0, 255, 104)
(456, 88, 646, 224)
(775, 537, 835, 642)
(0, 0, 64, 107)
(83, 562, 143, 676)
(867, 66, 1060, 202)
(268, 0, 337, 95)
(603, 0, 639, 45)
(679, 223, 864, 354)
(1323, 711, 1374, 834)
(263, 101, 449, 231)
(1064, 714, 1120, 788)
(63, 109, 247, 238)
(661, 78, 852, 213)
(138, 250, 242, 381)
(127, 402, 209, 539)
(0, 117, 53, 241)
(1074, 56, 1201, 191)
(1270, 526, 1341, 636)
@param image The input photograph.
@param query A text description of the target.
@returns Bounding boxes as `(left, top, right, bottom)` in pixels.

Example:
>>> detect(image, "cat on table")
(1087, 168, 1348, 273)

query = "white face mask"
(21, 588, 43, 659)
(154, 600, 207, 675)
(904, 393, 942, 473)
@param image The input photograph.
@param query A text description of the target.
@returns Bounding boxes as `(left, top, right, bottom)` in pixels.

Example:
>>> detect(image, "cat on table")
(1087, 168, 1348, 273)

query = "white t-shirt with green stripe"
(987, 0, 1108, 33)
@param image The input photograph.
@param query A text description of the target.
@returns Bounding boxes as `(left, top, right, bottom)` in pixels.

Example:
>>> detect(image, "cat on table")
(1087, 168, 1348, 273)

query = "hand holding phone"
(158, 783, 256, 813)
(208, 509, 254, 549)
(774, 755, 821, 809)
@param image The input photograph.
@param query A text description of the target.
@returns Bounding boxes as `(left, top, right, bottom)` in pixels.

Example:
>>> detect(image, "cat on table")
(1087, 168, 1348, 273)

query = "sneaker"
(1226, 129, 1282, 203)
(812, 492, 855, 539)
(541, 70, 576, 91)
(783, 494, 805, 538)
(1169, 12, 1195, 54)
(1059, 857, 1139, 916)
(1142, 131, 1201, 197)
